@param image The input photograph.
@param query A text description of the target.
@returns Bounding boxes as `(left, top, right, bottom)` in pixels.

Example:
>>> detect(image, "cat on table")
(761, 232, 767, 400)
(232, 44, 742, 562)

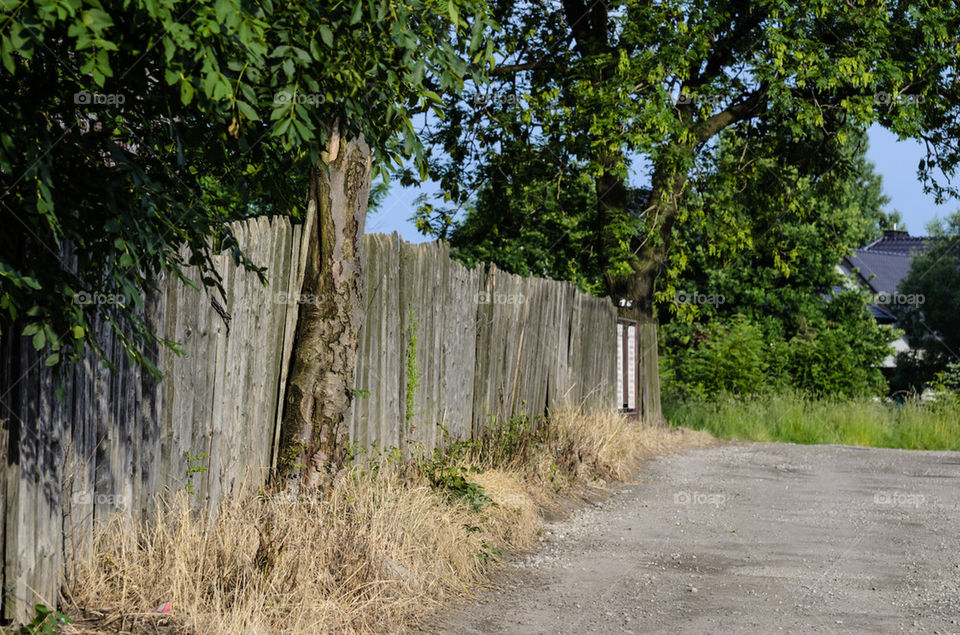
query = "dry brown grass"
(65, 407, 711, 634)
(469, 404, 714, 484)
(547, 404, 713, 481)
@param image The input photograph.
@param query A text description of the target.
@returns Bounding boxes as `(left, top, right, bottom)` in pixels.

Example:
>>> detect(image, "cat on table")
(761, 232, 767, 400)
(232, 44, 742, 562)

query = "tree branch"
(688, 5, 766, 89)
(491, 61, 552, 76)
(695, 84, 769, 143)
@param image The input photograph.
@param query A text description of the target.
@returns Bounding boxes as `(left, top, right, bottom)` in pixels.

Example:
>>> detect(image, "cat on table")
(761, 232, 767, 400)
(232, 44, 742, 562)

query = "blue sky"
(865, 124, 956, 235)
(369, 123, 956, 243)
(364, 177, 435, 244)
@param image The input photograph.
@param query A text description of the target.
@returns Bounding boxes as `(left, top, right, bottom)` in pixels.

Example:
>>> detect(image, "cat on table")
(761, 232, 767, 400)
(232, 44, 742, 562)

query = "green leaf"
(447, 0, 459, 27)
(292, 117, 314, 142)
(44, 353, 59, 367)
(350, 0, 363, 25)
(273, 118, 292, 136)
(1, 37, 15, 74)
(44, 326, 60, 350)
(180, 80, 195, 105)
(319, 25, 333, 48)
(32, 329, 45, 351)
(236, 100, 258, 121)
(203, 69, 218, 98)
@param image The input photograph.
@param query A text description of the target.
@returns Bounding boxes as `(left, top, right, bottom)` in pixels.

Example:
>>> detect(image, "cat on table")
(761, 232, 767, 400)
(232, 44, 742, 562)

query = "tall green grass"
(664, 392, 960, 450)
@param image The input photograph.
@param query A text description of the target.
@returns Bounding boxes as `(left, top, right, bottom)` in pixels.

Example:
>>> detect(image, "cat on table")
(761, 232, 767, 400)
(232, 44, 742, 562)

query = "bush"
(662, 312, 891, 399)
(777, 322, 888, 398)
(661, 315, 769, 399)
(891, 356, 960, 398)
(933, 362, 960, 393)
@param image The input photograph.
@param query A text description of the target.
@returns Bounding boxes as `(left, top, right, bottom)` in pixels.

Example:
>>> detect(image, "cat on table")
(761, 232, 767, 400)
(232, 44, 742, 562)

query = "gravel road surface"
(439, 442, 960, 634)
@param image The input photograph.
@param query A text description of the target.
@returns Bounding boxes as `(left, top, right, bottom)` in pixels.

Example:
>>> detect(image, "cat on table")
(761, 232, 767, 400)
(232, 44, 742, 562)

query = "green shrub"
(778, 322, 888, 398)
(662, 315, 769, 399)
(476, 413, 539, 464)
(933, 362, 960, 393)
(662, 312, 891, 399)
(420, 445, 491, 512)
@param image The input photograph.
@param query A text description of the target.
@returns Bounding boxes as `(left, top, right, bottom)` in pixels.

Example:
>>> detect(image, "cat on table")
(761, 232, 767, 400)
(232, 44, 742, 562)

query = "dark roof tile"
(844, 250, 914, 295)
(862, 231, 932, 255)
(843, 232, 933, 296)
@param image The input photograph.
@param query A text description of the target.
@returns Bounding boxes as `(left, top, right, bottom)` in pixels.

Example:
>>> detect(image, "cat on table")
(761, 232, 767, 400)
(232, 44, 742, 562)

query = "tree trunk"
(604, 160, 688, 323)
(276, 127, 371, 490)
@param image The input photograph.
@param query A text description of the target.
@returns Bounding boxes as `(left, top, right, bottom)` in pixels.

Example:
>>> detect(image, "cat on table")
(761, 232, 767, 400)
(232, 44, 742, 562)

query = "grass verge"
(664, 391, 960, 450)
(63, 405, 711, 634)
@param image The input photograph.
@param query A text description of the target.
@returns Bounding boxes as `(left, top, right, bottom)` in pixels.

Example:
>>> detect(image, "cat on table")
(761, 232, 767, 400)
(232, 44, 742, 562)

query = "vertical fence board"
(272, 211, 310, 472)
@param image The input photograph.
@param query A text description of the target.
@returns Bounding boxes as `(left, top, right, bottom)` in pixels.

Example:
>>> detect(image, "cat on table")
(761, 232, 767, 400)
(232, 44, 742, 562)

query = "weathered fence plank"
(639, 322, 662, 423)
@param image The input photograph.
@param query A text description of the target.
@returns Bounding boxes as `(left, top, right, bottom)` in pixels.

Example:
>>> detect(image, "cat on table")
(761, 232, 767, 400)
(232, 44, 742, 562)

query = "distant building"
(838, 229, 932, 366)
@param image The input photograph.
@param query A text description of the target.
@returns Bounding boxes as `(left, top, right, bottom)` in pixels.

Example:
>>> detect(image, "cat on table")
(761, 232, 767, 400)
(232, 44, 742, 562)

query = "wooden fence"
(0, 220, 623, 623)
(347, 234, 616, 451)
(0, 216, 310, 623)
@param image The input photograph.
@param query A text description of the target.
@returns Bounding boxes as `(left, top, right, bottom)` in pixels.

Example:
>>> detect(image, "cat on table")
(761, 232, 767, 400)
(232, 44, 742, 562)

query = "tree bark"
(276, 127, 371, 490)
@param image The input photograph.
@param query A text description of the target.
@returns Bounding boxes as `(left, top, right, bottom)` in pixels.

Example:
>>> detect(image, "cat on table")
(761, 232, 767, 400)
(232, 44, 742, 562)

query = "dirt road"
(440, 442, 960, 633)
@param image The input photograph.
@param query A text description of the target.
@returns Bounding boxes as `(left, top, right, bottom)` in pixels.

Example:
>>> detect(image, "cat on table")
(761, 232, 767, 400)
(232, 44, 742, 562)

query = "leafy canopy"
(658, 127, 896, 399)
(413, 0, 960, 316)
(661, 127, 895, 327)
(0, 0, 495, 372)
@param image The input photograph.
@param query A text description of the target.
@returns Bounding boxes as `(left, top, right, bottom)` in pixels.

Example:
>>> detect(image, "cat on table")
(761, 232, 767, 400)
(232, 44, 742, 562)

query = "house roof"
(844, 250, 914, 295)
(867, 302, 897, 323)
(861, 230, 932, 255)
(842, 230, 932, 295)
